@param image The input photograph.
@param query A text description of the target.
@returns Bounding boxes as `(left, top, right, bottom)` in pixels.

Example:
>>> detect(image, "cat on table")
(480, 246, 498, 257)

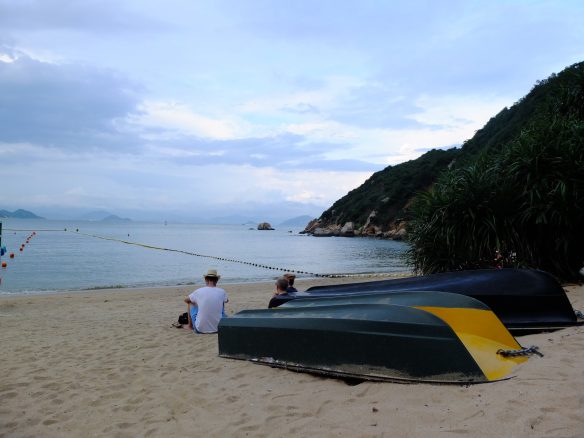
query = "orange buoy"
(19, 247, 23, 252)
(1, 262, 7, 268)
(9, 253, 14, 258)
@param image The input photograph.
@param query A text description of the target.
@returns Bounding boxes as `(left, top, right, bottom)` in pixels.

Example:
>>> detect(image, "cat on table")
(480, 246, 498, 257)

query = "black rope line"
(4, 227, 409, 279)
(69, 230, 408, 279)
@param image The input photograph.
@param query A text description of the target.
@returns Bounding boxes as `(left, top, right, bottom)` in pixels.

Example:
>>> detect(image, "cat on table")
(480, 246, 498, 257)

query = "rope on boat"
(497, 345, 544, 358)
(5, 228, 408, 279)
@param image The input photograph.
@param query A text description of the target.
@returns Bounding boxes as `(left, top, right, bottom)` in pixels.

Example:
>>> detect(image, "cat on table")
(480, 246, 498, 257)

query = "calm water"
(0, 219, 410, 294)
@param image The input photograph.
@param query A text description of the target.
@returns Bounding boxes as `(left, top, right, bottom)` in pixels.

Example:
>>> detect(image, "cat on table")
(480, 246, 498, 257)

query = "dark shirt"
(268, 292, 289, 308)
(286, 286, 298, 293)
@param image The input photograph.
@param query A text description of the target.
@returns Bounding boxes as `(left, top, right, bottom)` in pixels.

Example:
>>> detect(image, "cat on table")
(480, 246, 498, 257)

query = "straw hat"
(283, 273, 296, 279)
(204, 269, 220, 279)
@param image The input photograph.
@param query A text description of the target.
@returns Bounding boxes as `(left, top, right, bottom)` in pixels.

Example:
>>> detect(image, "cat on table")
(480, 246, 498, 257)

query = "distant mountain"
(279, 215, 315, 227)
(78, 210, 115, 221)
(210, 215, 260, 225)
(0, 209, 43, 219)
(100, 214, 131, 223)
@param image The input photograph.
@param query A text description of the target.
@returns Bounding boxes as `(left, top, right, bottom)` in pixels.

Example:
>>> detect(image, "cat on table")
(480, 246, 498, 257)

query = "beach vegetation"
(406, 62, 584, 281)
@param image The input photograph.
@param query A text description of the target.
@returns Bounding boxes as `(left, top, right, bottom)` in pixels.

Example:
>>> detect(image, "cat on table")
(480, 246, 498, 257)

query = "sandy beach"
(1, 278, 583, 438)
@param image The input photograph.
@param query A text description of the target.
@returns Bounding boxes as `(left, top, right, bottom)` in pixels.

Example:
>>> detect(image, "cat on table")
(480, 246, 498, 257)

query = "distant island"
(77, 210, 132, 221)
(0, 209, 133, 222)
(0, 209, 43, 219)
(100, 214, 132, 223)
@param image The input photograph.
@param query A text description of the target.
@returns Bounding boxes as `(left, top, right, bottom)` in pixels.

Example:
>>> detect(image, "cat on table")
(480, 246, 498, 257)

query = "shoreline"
(1, 279, 583, 437)
(0, 271, 414, 297)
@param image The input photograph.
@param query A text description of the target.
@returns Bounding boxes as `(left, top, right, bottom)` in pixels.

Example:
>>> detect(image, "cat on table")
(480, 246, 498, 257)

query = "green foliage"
(320, 148, 460, 229)
(406, 62, 584, 280)
(315, 61, 584, 279)
(318, 62, 583, 232)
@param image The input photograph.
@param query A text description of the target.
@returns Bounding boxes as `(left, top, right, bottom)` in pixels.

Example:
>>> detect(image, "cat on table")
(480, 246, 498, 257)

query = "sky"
(0, 0, 583, 222)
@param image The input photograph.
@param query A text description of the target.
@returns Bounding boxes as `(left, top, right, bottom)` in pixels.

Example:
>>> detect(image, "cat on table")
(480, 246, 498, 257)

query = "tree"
(406, 115, 584, 280)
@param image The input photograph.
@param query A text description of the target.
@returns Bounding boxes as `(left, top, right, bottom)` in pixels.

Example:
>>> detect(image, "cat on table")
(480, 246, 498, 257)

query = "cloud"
(1, 1, 583, 221)
(280, 103, 320, 115)
(136, 101, 245, 140)
(0, 44, 518, 178)
(327, 82, 422, 129)
(0, 145, 372, 219)
(224, 0, 449, 46)
(0, 0, 168, 33)
(407, 94, 509, 129)
(0, 52, 143, 150)
(146, 133, 379, 172)
(0, 50, 383, 174)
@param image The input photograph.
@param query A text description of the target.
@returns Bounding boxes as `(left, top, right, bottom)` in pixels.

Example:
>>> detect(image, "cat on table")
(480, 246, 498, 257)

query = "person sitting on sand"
(268, 277, 290, 308)
(283, 273, 298, 292)
(184, 269, 228, 333)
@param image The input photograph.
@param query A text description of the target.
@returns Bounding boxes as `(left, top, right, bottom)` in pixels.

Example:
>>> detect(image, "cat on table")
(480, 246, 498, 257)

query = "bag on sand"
(178, 312, 189, 325)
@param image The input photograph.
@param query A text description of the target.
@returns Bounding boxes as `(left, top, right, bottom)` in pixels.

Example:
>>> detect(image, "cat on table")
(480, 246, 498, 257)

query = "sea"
(0, 219, 411, 295)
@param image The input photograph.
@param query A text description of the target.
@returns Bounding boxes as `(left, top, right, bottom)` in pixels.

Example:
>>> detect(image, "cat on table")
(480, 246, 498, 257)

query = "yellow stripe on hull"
(415, 306, 527, 381)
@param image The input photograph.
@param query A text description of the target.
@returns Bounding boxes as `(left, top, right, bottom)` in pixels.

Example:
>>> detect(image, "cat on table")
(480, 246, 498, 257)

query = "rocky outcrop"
(300, 219, 320, 234)
(304, 221, 358, 238)
(383, 221, 407, 241)
(302, 217, 407, 241)
(257, 222, 274, 230)
(312, 227, 336, 237)
(340, 222, 355, 237)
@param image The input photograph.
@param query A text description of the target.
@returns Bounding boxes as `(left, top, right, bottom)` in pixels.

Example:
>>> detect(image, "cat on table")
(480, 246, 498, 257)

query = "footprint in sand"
(314, 399, 333, 416)
(0, 391, 18, 400)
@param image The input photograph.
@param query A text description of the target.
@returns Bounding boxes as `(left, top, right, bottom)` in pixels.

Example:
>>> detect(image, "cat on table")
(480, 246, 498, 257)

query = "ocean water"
(0, 219, 410, 294)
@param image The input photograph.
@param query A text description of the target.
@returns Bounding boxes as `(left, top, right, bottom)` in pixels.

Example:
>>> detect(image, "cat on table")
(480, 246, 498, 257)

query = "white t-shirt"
(188, 286, 228, 333)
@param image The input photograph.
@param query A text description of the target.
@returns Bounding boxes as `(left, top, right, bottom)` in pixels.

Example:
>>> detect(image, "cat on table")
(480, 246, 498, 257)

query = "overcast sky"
(1, 0, 583, 222)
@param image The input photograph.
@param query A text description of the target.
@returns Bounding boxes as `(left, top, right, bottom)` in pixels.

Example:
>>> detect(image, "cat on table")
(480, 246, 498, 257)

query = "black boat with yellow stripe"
(218, 291, 534, 383)
(267, 269, 579, 332)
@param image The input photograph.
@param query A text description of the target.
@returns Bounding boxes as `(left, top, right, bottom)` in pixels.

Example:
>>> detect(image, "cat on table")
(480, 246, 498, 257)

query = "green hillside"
(318, 148, 460, 232)
(310, 61, 584, 245)
(407, 62, 584, 280)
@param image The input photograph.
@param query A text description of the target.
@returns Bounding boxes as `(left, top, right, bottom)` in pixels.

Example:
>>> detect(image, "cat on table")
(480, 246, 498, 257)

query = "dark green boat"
(280, 290, 485, 310)
(218, 292, 528, 383)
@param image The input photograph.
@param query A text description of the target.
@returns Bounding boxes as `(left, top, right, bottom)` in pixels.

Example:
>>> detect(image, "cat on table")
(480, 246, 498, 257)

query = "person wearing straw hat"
(184, 269, 228, 333)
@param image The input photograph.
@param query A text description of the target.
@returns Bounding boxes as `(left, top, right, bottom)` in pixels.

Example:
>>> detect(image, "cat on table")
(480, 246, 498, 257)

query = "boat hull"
(218, 293, 526, 383)
(269, 269, 577, 331)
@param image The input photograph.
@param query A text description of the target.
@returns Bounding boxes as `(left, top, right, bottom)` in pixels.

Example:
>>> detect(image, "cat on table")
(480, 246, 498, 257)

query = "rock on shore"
(301, 218, 406, 240)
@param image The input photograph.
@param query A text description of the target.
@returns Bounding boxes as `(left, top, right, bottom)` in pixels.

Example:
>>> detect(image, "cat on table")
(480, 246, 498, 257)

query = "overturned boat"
(268, 269, 579, 332)
(219, 291, 531, 383)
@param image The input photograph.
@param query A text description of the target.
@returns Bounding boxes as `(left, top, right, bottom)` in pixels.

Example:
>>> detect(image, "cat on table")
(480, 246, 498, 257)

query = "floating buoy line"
(0, 230, 37, 276)
(2, 228, 411, 279)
